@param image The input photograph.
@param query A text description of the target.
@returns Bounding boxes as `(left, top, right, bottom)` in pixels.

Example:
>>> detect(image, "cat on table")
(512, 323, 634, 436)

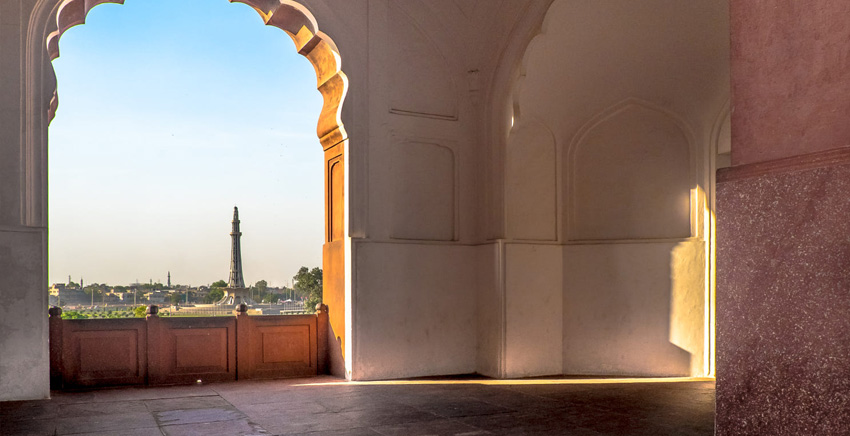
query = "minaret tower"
(167, 271, 171, 288)
(217, 206, 254, 306)
(228, 206, 245, 288)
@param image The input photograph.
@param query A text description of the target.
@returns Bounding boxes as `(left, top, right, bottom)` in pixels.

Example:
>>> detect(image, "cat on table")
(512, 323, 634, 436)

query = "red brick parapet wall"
(715, 148, 850, 435)
(49, 304, 330, 390)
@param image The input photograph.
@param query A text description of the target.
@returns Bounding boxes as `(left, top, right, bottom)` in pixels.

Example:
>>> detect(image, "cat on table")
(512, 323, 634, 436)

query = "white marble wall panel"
(0, 229, 49, 401)
(504, 243, 563, 377)
(351, 241, 477, 380)
(562, 241, 704, 376)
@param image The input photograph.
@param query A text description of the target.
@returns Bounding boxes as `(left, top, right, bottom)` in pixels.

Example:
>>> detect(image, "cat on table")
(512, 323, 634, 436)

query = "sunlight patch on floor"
(296, 376, 715, 387)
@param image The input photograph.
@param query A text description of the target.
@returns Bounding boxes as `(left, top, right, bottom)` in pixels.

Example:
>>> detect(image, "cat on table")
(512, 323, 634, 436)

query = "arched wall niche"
(25, 0, 351, 375)
(501, 26, 561, 243)
(505, 116, 558, 241)
(566, 98, 697, 241)
(389, 140, 457, 241)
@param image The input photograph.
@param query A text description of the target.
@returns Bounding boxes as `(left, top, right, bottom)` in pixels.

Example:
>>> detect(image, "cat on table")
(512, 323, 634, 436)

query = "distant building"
(48, 285, 89, 307)
(145, 291, 167, 304)
(115, 292, 135, 302)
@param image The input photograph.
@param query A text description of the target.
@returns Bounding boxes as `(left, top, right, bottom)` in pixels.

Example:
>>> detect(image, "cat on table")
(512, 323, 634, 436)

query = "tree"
(205, 288, 224, 304)
(210, 280, 227, 288)
(133, 305, 147, 318)
(169, 293, 181, 305)
(293, 266, 322, 311)
(253, 279, 269, 302)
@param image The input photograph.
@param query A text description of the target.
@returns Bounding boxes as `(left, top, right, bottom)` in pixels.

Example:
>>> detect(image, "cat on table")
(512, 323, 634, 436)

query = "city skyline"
(47, 0, 324, 287)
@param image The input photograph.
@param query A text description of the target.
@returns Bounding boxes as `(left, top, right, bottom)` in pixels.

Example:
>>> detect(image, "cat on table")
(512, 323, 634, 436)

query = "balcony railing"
(48, 304, 329, 389)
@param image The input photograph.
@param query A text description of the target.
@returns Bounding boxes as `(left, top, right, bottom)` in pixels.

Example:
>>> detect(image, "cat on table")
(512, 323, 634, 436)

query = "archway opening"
(39, 0, 349, 373)
(49, 0, 323, 309)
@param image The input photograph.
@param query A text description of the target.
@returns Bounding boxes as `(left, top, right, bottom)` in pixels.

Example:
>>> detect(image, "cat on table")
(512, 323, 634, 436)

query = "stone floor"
(1, 376, 715, 436)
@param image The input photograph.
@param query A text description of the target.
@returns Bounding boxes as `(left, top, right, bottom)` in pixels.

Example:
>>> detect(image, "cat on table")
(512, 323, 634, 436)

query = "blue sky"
(48, 0, 324, 287)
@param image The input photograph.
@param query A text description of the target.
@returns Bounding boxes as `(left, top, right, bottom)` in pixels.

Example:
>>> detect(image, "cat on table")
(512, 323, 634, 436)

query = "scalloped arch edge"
(45, 0, 347, 148)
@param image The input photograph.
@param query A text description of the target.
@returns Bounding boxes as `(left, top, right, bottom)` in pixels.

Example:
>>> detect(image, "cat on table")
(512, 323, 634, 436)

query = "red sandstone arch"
(32, 0, 349, 374)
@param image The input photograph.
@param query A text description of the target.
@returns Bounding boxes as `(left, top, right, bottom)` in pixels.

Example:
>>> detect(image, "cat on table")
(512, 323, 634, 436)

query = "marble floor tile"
(55, 411, 158, 435)
(145, 395, 233, 412)
(155, 407, 246, 426)
(371, 418, 492, 436)
(1, 378, 715, 436)
(160, 418, 269, 436)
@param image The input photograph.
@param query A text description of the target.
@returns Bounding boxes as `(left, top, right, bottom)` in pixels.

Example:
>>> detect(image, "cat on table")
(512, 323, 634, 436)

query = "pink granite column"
(717, 1, 850, 434)
(716, 155, 850, 435)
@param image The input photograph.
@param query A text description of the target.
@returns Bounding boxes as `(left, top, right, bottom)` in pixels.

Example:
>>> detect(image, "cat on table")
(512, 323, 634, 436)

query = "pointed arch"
(566, 98, 697, 241)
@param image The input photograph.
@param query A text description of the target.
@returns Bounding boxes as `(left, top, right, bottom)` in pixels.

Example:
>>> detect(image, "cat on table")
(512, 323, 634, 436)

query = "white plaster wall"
(570, 103, 692, 241)
(351, 241, 477, 380)
(504, 243, 563, 378)
(516, 0, 730, 155)
(506, 119, 557, 241)
(562, 242, 705, 377)
(475, 242, 502, 378)
(669, 240, 707, 376)
(390, 141, 456, 241)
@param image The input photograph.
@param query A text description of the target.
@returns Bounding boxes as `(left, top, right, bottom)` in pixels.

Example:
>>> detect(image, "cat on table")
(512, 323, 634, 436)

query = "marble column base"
(716, 148, 850, 435)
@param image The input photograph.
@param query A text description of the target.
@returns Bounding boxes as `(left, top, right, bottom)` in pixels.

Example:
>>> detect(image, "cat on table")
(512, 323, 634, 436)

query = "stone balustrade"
(48, 304, 329, 389)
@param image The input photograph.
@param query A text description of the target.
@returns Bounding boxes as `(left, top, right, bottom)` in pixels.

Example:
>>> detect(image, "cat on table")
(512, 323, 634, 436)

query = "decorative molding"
(717, 145, 850, 183)
(388, 109, 458, 122)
